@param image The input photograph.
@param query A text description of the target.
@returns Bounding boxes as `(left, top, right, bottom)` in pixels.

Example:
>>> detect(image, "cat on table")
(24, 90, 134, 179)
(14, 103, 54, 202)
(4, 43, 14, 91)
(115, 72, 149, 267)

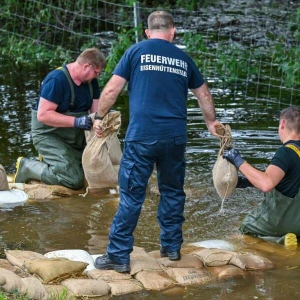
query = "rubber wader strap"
(56, 66, 93, 106)
(56, 66, 75, 106)
(285, 143, 300, 158)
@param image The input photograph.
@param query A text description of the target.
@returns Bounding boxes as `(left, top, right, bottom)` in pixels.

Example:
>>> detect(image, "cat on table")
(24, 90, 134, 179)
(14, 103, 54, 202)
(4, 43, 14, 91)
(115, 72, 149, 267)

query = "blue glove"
(223, 148, 245, 168)
(74, 115, 92, 130)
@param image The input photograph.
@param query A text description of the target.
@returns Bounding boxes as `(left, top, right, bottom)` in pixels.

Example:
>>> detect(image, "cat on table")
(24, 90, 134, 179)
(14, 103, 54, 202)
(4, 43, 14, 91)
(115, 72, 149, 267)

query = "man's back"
(113, 38, 205, 141)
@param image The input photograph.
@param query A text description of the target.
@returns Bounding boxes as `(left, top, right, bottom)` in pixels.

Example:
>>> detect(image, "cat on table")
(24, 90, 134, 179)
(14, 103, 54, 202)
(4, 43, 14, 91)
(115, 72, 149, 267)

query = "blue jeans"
(107, 137, 186, 264)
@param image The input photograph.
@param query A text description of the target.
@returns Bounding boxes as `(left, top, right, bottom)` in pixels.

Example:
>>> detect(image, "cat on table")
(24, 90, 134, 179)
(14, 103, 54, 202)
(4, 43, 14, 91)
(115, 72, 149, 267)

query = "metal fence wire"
(0, 0, 299, 107)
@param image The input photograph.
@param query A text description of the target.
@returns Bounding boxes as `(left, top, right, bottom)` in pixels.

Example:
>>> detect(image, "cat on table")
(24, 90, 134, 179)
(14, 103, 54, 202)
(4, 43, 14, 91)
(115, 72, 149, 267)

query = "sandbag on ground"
(20, 277, 48, 300)
(165, 267, 212, 286)
(191, 248, 236, 267)
(229, 252, 273, 270)
(44, 249, 95, 273)
(134, 270, 176, 291)
(87, 269, 132, 281)
(24, 258, 88, 284)
(108, 279, 144, 296)
(157, 254, 204, 269)
(61, 278, 111, 298)
(0, 268, 25, 293)
(208, 265, 246, 280)
(9, 182, 85, 200)
(130, 246, 162, 275)
(5, 250, 45, 270)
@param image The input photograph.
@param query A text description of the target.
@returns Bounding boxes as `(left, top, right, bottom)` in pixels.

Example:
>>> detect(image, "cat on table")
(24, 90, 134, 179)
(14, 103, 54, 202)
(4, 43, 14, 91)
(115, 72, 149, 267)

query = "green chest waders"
(240, 142, 300, 239)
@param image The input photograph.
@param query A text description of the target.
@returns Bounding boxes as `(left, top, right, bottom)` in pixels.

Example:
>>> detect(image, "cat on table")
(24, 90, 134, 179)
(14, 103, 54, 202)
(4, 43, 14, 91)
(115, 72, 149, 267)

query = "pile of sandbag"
(0, 244, 274, 299)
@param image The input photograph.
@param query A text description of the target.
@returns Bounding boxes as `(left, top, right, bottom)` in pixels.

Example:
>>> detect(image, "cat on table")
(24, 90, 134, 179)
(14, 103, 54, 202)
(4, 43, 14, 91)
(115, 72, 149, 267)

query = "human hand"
(208, 121, 225, 138)
(93, 120, 103, 138)
(74, 115, 92, 130)
(223, 147, 245, 168)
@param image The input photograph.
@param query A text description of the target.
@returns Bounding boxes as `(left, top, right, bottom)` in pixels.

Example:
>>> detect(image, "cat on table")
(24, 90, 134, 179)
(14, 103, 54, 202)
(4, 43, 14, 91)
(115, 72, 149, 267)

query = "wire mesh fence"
(0, 0, 299, 107)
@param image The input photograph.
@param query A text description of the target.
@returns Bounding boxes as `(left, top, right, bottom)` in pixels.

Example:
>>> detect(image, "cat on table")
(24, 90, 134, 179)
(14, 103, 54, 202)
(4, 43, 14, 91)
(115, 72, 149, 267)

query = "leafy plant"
(273, 8, 300, 87)
(99, 26, 138, 86)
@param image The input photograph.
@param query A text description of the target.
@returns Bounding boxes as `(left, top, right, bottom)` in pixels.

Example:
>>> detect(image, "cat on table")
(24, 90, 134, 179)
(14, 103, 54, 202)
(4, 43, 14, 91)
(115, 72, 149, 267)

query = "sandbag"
(20, 277, 48, 300)
(192, 248, 236, 267)
(61, 278, 111, 297)
(165, 268, 212, 286)
(44, 249, 95, 272)
(43, 284, 70, 300)
(130, 247, 162, 275)
(157, 254, 204, 269)
(108, 279, 143, 296)
(0, 165, 9, 191)
(0, 268, 25, 293)
(82, 111, 122, 196)
(0, 189, 28, 206)
(9, 182, 85, 200)
(24, 258, 87, 284)
(134, 270, 176, 291)
(0, 259, 16, 272)
(87, 269, 132, 282)
(212, 124, 238, 213)
(229, 252, 273, 270)
(5, 250, 45, 269)
(208, 265, 246, 279)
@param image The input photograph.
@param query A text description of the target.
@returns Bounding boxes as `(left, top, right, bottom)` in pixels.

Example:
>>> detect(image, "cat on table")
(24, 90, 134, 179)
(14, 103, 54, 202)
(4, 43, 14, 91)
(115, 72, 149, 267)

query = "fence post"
(133, 2, 142, 43)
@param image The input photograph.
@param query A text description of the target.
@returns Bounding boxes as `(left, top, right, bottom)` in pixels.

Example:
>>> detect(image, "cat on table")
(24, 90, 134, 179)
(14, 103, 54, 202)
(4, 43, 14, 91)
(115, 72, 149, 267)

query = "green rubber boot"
(14, 157, 47, 183)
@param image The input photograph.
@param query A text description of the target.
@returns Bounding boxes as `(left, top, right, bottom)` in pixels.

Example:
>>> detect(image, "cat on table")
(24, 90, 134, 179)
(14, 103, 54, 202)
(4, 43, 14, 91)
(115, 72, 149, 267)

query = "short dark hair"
(147, 11, 174, 31)
(280, 106, 300, 133)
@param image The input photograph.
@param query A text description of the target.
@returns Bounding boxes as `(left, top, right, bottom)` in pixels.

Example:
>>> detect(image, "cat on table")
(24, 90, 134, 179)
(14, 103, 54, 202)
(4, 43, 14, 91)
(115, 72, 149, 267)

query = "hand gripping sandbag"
(81, 111, 122, 196)
(212, 124, 238, 213)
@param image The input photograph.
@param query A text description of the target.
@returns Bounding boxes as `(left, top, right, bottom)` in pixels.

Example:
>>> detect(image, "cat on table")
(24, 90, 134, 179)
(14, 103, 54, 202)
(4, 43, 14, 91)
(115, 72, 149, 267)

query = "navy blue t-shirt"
(113, 38, 205, 141)
(35, 65, 100, 113)
(270, 140, 300, 198)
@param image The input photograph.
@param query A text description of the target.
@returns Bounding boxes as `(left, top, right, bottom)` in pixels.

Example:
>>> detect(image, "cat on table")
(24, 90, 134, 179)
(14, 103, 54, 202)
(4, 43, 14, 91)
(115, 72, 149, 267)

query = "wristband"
(94, 112, 105, 121)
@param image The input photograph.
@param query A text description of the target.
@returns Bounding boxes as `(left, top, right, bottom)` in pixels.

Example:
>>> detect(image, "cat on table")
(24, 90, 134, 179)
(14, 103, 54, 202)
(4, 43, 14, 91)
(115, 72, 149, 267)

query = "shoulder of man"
(41, 67, 69, 86)
(284, 142, 300, 158)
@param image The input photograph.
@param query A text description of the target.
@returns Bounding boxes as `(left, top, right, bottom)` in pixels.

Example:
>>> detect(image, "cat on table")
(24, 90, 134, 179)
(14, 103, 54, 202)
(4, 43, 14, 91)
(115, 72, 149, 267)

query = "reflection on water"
(0, 67, 299, 298)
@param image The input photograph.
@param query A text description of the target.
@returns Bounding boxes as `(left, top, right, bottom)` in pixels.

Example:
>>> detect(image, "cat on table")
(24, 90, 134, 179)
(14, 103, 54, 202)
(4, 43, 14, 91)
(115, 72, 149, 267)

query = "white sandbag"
(0, 189, 28, 206)
(188, 240, 235, 251)
(44, 249, 95, 272)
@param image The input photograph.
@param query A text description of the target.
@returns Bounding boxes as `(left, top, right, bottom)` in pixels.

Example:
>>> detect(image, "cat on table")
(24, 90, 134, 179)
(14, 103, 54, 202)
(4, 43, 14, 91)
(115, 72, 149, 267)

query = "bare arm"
(190, 83, 223, 137)
(97, 75, 127, 117)
(93, 75, 127, 137)
(239, 162, 285, 192)
(37, 98, 75, 127)
(90, 99, 99, 113)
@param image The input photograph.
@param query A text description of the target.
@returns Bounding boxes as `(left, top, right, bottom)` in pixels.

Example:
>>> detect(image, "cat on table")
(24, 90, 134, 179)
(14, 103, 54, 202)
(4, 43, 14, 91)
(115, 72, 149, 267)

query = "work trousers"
(107, 137, 187, 264)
